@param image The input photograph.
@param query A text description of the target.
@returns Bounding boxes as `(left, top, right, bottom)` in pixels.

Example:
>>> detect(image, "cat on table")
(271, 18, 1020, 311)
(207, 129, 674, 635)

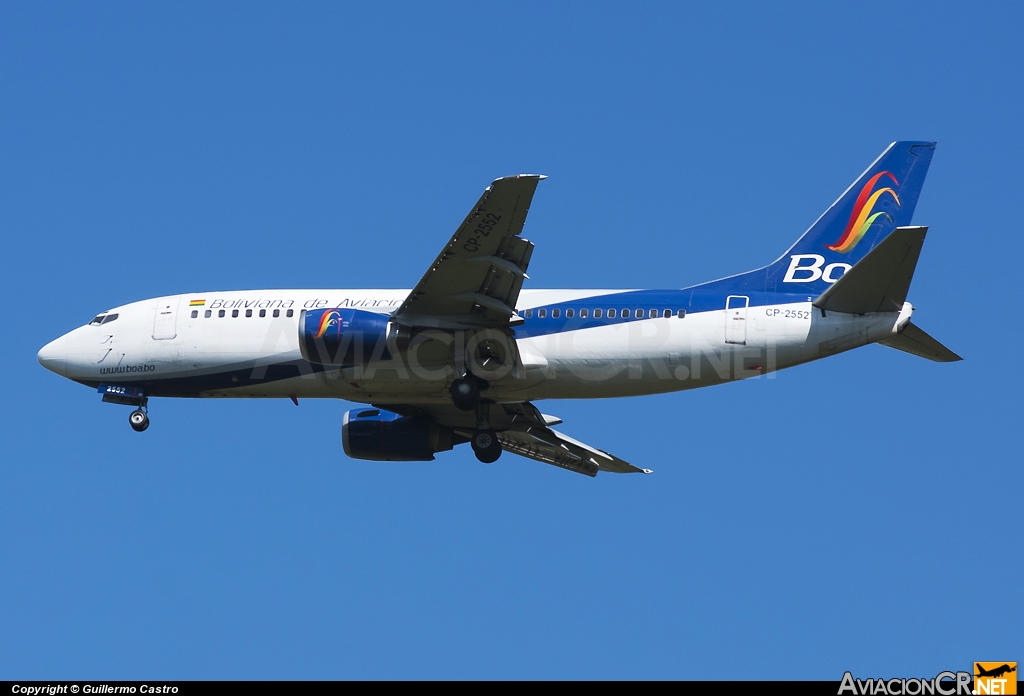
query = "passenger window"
(524, 309, 533, 318)
(273, 309, 280, 317)
(89, 315, 105, 326)
(677, 309, 686, 318)
(101, 314, 118, 324)
(259, 309, 266, 318)
(191, 310, 198, 318)
(580, 308, 588, 318)
(219, 309, 226, 318)
(287, 309, 294, 318)
(649, 309, 657, 318)
(635, 309, 643, 318)
(622, 309, 629, 318)
(246, 309, 252, 318)
(538, 309, 547, 318)
(566, 308, 574, 318)
(594, 308, 602, 318)
(663, 309, 671, 318)
(608, 309, 616, 318)
(232, 309, 239, 318)
(552, 309, 561, 318)
(205, 310, 212, 318)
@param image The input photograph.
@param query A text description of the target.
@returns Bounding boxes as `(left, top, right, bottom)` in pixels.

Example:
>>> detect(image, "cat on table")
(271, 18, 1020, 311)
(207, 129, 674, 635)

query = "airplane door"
(152, 296, 180, 340)
(725, 295, 748, 345)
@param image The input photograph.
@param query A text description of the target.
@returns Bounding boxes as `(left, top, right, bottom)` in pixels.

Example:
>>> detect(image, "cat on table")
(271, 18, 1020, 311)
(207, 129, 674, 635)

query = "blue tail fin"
(764, 141, 935, 293)
(698, 142, 936, 296)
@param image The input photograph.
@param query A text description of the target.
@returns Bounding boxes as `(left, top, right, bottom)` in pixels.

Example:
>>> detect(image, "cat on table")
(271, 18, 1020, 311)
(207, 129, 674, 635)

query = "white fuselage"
(38, 288, 908, 406)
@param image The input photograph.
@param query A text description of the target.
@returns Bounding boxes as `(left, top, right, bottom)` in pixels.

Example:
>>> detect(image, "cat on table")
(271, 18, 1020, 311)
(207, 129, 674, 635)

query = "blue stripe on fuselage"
(514, 289, 813, 339)
(75, 359, 326, 398)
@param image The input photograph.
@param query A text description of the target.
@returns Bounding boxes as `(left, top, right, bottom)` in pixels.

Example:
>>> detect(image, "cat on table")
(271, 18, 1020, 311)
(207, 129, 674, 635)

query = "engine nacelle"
(342, 408, 456, 461)
(300, 308, 391, 366)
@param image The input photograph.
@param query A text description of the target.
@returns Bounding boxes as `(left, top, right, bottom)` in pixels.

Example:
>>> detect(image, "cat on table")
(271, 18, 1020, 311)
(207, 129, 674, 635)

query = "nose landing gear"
(99, 385, 151, 432)
(129, 407, 150, 432)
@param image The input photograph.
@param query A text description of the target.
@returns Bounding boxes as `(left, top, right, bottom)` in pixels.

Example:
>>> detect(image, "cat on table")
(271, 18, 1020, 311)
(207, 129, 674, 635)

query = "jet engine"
(299, 308, 391, 366)
(342, 408, 460, 461)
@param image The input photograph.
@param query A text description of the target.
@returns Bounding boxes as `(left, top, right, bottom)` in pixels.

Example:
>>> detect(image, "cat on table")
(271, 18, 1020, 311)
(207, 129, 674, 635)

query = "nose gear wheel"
(129, 409, 150, 432)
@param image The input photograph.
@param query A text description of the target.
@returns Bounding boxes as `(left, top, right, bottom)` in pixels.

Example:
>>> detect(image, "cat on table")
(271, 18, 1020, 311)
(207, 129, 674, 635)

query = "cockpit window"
(88, 313, 119, 326)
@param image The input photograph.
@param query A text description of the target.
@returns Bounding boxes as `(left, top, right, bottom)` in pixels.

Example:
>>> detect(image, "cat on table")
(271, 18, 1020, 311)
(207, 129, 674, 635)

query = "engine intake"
(342, 408, 458, 461)
(300, 308, 391, 366)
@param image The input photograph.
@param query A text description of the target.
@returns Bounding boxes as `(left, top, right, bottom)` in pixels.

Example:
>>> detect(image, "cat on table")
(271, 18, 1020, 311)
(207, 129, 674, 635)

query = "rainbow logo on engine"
(314, 310, 342, 339)
(826, 171, 901, 253)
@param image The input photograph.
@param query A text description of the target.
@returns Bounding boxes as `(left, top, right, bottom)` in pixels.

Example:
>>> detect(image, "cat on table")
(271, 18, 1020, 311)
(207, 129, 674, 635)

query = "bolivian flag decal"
(189, 299, 205, 307)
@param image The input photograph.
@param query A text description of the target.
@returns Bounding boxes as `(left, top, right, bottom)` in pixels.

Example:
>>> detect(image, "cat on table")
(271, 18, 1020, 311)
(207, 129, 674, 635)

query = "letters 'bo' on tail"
(764, 141, 935, 293)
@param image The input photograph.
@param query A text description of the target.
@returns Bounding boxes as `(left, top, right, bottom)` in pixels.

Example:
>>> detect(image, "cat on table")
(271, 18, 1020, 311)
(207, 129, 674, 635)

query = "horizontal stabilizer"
(813, 226, 927, 314)
(878, 321, 962, 362)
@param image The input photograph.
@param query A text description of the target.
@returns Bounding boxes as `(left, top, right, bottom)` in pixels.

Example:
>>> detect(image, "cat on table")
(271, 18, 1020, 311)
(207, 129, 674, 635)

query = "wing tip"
(492, 174, 547, 184)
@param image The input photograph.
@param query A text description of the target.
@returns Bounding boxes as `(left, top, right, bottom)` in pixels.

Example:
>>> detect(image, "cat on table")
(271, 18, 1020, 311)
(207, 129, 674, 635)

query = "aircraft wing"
(375, 399, 650, 478)
(392, 175, 543, 330)
(497, 427, 652, 477)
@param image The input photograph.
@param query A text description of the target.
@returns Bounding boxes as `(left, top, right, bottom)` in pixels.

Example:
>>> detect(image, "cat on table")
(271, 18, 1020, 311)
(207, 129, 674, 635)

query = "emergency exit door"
(725, 295, 748, 345)
(152, 296, 180, 340)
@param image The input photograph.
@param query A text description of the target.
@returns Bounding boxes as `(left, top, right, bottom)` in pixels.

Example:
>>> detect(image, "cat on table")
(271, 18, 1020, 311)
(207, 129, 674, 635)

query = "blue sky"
(1, 2, 1021, 679)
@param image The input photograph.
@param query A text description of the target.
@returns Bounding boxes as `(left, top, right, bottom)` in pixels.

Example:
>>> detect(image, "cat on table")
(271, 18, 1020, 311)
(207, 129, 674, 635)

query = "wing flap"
(498, 427, 652, 477)
(498, 429, 599, 477)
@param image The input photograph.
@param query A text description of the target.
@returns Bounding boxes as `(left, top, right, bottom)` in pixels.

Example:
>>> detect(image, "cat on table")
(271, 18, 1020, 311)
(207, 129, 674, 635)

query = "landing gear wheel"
(471, 429, 501, 463)
(129, 409, 150, 432)
(450, 377, 480, 411)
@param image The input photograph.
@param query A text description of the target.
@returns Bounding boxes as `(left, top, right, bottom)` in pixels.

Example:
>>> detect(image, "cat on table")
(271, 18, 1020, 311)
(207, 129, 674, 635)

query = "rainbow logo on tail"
(826, 171, 901, 253)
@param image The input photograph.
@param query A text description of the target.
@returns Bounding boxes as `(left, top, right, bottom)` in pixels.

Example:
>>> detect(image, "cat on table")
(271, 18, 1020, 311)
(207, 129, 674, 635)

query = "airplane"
(37, 141, 960, 477)
(976, 664, 1016, 679)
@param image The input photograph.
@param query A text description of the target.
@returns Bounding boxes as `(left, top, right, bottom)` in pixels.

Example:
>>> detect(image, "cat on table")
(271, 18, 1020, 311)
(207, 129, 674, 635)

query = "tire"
(471, 429, 501, 463)
(450, 377, 480, 411)
(129, 410, 149, 432)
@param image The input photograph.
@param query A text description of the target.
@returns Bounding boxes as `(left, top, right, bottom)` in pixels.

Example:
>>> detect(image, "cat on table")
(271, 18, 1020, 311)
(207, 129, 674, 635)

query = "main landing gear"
(129, 408, 150, 432)
(450, 376, 481, 411)
(451, 375, 501, 463)
(471, 429, 501, 463)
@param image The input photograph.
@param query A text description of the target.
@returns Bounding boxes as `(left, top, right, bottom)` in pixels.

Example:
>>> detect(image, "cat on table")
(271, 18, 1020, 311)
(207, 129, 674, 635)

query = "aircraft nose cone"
(37, 337, 67, 377)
